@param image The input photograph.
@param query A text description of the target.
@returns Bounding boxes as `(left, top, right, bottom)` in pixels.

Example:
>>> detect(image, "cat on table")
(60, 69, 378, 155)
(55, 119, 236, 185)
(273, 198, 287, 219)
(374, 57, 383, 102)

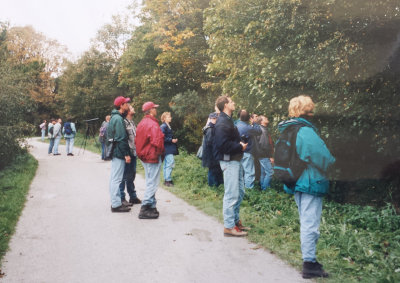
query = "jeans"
(41, 129, 46, 141)
(241, 152, 255, 189)
(48, 138, 55, 154)
(141, 157, 162, 208)
(109, 157, 125, 208)
(219, 160, 245, 229)
(65, 138, 74, 154)
(119, 156, 137, 200)
(259, 158, 273, 190)
(101, 142, 106, 160)
(163, 154, 174, 181)
(208, 165, 223, 187)
(53, 136, 61, 154)
(294, 192, 323, 262)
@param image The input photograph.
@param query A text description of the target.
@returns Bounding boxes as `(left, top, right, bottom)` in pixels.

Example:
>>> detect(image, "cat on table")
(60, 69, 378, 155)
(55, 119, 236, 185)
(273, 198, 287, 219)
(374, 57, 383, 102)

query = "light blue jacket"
(278, 118, 335, 197)
(62, 122, 76, 139)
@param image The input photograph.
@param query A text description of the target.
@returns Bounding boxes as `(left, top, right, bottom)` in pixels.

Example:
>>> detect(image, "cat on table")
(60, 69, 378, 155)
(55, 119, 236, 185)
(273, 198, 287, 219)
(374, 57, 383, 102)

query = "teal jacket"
(278, 117, 335, 197)
(107, 109, 130, 159)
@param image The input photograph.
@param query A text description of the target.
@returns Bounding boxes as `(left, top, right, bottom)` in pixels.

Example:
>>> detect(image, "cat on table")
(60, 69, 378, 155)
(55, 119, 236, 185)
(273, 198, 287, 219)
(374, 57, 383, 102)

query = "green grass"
(0, 153, 38, 266)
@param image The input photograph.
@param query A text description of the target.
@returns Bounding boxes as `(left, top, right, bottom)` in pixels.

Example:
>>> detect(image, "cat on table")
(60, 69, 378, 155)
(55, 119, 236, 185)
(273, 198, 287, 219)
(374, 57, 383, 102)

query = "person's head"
(250, 113, 258, 124)
(127, 105, 135, 119)
(114, 96, 131, 114)
(161, 112, 172, 123)
(215, 96, 235, 114)
(105, 115, 111, 122)
(57, 118, 62, 123)
(142, 101, 159, 116)
(288, 95, 315, 118)
(43, 119, 46, 123)
(51, 118, 56, 124)
(208, 112, 218, 124)
(258, 115, 269, 126)
(240, 110, 250, 122)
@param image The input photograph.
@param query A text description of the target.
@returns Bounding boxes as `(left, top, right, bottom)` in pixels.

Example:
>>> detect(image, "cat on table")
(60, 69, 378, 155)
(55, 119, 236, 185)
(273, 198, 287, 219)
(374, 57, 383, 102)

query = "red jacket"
(135, 115, 165, 163)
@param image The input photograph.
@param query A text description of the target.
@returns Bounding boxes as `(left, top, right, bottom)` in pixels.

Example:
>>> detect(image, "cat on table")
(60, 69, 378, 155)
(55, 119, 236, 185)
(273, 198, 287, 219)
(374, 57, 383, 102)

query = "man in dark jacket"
(135, 101, 165, 219)
(108, 96, 132, 213)
(256, 115, 274, 190)
(214, 96, 249, 237)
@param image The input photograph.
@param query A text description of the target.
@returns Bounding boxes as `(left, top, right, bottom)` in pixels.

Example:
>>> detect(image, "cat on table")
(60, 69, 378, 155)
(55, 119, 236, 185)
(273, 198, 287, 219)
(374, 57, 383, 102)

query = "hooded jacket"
(277, 117, 335, 196)
(107, 109, 130, 159)
(135, 115, 165, 163)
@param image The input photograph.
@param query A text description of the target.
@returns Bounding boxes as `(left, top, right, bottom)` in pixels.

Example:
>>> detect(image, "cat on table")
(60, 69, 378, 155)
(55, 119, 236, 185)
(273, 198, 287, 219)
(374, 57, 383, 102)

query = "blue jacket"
(213, 112, 243, 161)
(160, 123, 178, 155)
(278, 117, 335, 197)
(236, 120, 262, 153)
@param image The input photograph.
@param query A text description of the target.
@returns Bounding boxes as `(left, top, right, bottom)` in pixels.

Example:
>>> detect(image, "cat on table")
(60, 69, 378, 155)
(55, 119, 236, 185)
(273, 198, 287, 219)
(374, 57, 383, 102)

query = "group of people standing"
(40, 118, 76, 156)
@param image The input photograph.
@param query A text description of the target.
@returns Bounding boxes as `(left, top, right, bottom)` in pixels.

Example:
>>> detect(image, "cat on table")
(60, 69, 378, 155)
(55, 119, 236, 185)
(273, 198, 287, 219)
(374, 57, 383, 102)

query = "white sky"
(0, 0, 136, 58)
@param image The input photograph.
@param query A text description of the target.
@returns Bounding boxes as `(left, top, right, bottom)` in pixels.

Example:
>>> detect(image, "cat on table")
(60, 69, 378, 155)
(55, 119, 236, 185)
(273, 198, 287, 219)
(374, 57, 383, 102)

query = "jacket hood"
(277, 117, 317, 133)
(111, 109, 122, 117)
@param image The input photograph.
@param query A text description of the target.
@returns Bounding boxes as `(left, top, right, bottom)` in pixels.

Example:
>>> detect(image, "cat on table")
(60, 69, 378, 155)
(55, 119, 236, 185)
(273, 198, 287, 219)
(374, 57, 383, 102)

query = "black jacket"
(160, 123, 178, 155)
(213, 112, 243, 161)
(202, 122, 219, 168)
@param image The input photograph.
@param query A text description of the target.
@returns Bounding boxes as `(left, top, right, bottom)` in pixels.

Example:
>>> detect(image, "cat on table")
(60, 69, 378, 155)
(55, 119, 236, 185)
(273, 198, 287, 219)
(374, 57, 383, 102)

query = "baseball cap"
(114, 96, 131, 107)
(142, 101, 159, 112)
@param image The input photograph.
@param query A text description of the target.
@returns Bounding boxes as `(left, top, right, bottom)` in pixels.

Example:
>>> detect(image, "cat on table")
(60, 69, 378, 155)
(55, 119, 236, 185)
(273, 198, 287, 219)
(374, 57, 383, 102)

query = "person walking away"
(135, 101, 164, 219)
(202, 112, 223, 187)
(256, 115, 274, 190)
(108, 96, 132, 213)
(47, 119, 56, 155)
(213, 96, 249, 237)
(236, 110, 262, 189)
(52, 118, 62, 155)
(119, 105, 141, 206)
(99, 115, 111, 160)
(40, 120, 46, 141)
(160, 112, 178, 187)
(63, 118, 76, 156)
(277, 95, 335, 279)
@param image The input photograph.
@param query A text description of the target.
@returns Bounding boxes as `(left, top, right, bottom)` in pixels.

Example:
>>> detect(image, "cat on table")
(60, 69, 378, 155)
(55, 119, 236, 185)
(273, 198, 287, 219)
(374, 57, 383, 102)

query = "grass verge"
(0, 153, 38, 267)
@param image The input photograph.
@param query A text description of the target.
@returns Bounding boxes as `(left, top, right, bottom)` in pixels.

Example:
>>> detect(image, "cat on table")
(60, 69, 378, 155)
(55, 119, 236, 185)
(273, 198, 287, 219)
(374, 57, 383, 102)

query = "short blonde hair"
(160, 112, 171, 123)
(288, 95, 315, 117)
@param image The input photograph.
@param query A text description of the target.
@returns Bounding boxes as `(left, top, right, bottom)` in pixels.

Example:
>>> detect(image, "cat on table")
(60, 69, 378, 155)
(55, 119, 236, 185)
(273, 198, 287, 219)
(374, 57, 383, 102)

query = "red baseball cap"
(114, 96, 131, 107)
(142, 101, 159, 112)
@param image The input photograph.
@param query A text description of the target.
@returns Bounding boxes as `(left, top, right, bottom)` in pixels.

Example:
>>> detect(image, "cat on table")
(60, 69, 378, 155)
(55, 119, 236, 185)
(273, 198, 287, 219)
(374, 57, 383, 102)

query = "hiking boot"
(236, 220, 251, 231)
(122, 199, 133, 207)
(138, 205, 159, 219)
(111, 205, 131, 213)
(223, 226, 248, 237)
(164, 181, 172, 187)
(302, 261, 329, 279)
(129, 197, 142, 204)
(150, 207, 159, 217)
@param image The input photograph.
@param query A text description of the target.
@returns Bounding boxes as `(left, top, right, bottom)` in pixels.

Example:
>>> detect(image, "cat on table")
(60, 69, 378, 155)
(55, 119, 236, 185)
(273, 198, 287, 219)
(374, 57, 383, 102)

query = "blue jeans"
(294, 192, 323, 262)
(119, 156, 137, 200)
(208, 165, 223, 187)
(219, 160, 245, 229)
(65, 138, 74, 154)
(141, 157, 162, 208)
(48, 138, 55, 154)
(163, 154, 174, 181)
(259, 158, 273, 190)
(109, 157, 125, 208)
(41, 129, 46, 141)
(241, 152, 255, 189)
(53, 136, 61, 154)
(101, 142, 106, 159)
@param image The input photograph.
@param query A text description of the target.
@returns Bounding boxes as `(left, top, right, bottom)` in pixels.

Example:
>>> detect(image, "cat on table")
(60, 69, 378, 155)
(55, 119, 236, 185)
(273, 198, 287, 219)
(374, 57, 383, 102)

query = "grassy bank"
(0, 153, 38, 266)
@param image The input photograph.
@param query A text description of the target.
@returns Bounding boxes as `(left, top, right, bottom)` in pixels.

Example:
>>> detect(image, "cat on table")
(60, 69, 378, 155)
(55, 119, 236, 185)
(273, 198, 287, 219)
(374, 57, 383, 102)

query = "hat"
(209, 112, 218, 119)
(114, 96, 131, 107)
(142, 101, 159, 112)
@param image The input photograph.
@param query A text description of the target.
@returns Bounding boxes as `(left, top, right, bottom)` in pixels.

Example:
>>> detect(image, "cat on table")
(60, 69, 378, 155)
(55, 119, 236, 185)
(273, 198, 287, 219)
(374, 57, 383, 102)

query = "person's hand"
(270, 158, 274, 164)
(240, 142, 248, 151)
(125, 156, 131, 164)
(172, 138, 178, 143)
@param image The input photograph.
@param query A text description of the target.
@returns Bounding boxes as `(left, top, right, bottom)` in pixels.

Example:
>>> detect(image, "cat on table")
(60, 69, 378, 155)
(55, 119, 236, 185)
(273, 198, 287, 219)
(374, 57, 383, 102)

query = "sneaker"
(111, 205, 131, 213)
(236, 220, 251, 231)
(138, 205, 159, 219)
(150, 207, 159, 217)
(164, 181, 171, 187)
(129, 197, 142, 204)
(67, 153, 74, 156)
(223, 226, 248, 237)
(302, 261, 329, 279)
(53, 153, 61, 156)
(122, 199, 133, 207)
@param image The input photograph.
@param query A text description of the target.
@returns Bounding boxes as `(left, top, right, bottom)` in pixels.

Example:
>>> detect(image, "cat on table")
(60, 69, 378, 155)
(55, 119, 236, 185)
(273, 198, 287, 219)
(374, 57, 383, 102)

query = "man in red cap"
(108, 96, 132, 212)
(135, 101, 165, 219)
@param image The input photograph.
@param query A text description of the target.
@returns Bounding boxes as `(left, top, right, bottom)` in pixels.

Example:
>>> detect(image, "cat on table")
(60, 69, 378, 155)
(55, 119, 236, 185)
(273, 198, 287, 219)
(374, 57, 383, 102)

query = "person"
(202, 112, 223, 187)
(213, 95, 249, 237)
(99, 115, 111, 160)
(39, 120, 46, 141)
(236, 110, 262, 189)
(119, 105, 141, 206)
(250, 113, 261, 183)
(135, 101, 165, 219)
(52, 118, 62, 155)
(62, 118, 76, 156)
(256, 115, 274, 190)
(160, 112, 178, 187)
(47, 119, 56, 155)
(107, 96, 132, 213)
(278, 95, 335, 279)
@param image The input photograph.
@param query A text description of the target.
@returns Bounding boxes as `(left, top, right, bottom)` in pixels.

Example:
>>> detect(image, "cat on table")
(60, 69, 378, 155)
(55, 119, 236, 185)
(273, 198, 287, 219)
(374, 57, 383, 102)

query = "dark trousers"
(208, 165, 224, 187)
(119, 156, 137, 200)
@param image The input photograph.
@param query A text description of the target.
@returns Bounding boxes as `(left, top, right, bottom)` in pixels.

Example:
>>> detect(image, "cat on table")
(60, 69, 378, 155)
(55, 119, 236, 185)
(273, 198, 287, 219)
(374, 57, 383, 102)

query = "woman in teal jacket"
(278, 95, 335, 279)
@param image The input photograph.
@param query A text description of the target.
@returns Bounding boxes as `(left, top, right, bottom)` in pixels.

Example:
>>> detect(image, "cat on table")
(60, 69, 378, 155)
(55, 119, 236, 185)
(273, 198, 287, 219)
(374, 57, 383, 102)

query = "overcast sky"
(0, 0, 136, 58)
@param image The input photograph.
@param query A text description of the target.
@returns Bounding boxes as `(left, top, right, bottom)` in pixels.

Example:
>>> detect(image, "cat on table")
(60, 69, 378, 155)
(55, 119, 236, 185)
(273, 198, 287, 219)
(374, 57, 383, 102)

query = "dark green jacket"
(107, 109, 130, 159)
